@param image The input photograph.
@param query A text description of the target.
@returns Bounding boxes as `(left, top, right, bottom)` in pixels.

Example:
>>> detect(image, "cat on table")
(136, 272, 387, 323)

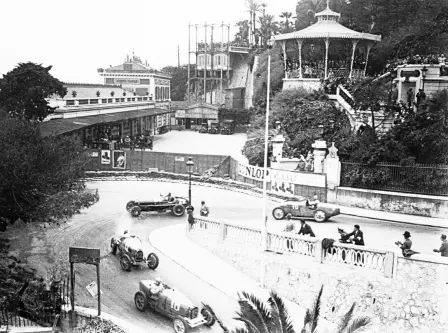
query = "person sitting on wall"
(200, 201, 209, 217)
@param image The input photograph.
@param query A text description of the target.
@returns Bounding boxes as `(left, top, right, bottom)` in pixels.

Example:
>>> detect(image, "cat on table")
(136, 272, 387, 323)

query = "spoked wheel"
(126, 201, 136, 211)
(130, 206, 142, 217)
(313, 210, 327, 222)
(147, 253, 159, 270)
(272, 208, 285, 220)
(134, 291, 147, 312)
(172, 204, 185, 217)
(201, 308, 216, 327)
(120, 255, 132, 271)
(173, 317, 188, 333)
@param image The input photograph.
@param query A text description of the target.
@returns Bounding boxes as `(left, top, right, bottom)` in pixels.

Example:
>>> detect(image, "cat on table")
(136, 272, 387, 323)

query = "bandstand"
(271, 1, 381, 91)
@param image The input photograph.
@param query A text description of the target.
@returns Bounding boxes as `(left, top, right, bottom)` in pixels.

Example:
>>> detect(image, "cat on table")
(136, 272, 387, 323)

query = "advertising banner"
(270, 168, 326, 188)
(101, 150, 111, 164)
(237, 162, 270, 181)
(113, 151, 126, 169)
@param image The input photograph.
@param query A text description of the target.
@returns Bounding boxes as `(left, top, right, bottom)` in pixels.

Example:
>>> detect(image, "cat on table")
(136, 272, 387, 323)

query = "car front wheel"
(130, 206, 142, 217)
(313, 210, 327, 222)
(147, 253, 159, 270)
(272, 208, 285, 220)
(201, 308, 216, 327)
(126, 201, 135, 211)
(173, 317, 189, 333)
(172, 204, 185, 217)
(120, 255, 132, 271)
(134, 291, 147, 312)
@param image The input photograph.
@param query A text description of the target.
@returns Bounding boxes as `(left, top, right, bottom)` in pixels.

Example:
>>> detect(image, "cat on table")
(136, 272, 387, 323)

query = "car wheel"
(120, 255, 132, 271)
(130, 206, 142, 217)
(172, 204, 185, 217)
(134, 291, 147, 312)
(126, 201, 135, 211)
(173, 317, 189, 333)
(314, 210, 327, 222)
(201, 308, 216, 327)
(272, 208, 285, 220)
(147, 253, 159, 270)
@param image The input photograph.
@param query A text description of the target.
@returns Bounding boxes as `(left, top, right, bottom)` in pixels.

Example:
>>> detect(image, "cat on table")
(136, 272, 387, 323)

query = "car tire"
(126, 201, 135, 211)
(272, 208, 285, 220)
(120, 254, 132, 271)
(314, 210, 327, 222)
(147, 253, 159, 270)
(173, 316, 189, 333)
(130, 206, 142, 217)
(172, 204, 185, 217)
(201, 308, 216, 327)
(134, 291, 147, 312)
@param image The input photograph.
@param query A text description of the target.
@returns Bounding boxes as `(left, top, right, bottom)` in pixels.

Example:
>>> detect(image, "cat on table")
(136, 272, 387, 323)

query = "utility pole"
(187, 24, 190, 103)
(178, 45, 180, 68)
(204, 22, 207, 103)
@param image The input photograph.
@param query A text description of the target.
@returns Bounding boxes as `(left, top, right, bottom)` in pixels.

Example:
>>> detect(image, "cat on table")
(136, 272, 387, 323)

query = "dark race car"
(134, 279, 215, 333)
(272, 198, 340, 222)
(126, 193, 189, 217)
(208, 122, 220, 134)
(110, 234, 159, 271)
(220, 119, 235, 135)
(198, 122, 208, 133)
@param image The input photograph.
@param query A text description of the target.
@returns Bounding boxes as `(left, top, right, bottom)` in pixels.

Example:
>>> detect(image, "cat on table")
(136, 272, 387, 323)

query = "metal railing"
(190, 216, 394, 277)
(341, 161, 448, 196)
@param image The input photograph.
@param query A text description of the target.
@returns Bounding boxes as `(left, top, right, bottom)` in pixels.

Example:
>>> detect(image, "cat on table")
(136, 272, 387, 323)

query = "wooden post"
(70, 262, 75, 312)
(349, 40, 359, 79)
(96, 264, 101, 316)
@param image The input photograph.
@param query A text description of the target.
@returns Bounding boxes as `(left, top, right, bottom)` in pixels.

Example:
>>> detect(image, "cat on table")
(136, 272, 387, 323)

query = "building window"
(107, 98, 113, 103)
(127, 98, 132, 102)
(132, 98, 136, 101)
(79, 99, 88, 105)
(137, 97, 142, 101)
(143, 97, 148, 101)
(217, 55, 221, 66)
(66, 100, 75, 106)
(89, 99, 98, 104)
(102, 99, 107, 103)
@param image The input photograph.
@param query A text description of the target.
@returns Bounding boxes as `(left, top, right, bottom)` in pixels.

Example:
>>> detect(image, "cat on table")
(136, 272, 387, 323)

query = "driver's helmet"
(155, 277, 162, 285)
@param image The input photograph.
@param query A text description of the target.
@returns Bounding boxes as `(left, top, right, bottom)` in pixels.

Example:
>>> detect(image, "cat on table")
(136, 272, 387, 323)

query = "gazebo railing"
(286, 68, 365, 80)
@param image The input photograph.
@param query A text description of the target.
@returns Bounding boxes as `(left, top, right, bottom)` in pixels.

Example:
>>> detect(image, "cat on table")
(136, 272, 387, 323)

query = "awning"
(40, 108, 174, 137)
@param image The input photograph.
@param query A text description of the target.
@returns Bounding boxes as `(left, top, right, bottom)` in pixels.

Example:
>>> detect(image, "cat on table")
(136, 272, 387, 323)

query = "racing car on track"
(110, 233, 159, 271)
(272, 198, 340, 222)
(134, 279, 215, 333)
(126, 193, 189, 217)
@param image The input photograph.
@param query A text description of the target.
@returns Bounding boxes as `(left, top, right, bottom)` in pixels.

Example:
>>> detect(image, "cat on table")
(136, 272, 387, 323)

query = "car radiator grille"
(136, 251, 144, 261)
(190, 307, 199, 319)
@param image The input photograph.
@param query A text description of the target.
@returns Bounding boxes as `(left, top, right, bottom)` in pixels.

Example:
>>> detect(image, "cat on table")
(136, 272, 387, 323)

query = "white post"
(324, 38, 330, 79)
(349, 40, 358, 79)
(262, 55, 271, 250)
(282, 41, 288, 79)
(297, 39, 303, 79)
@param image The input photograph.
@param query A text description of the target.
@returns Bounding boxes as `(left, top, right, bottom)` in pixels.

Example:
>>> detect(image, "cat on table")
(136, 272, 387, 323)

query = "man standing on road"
(298, 219, 315, 237)
(433, 234, 448, 257)
(200, 201, 209, 217)
(347, 224, 365, 246)
(395, 231, 414, 257)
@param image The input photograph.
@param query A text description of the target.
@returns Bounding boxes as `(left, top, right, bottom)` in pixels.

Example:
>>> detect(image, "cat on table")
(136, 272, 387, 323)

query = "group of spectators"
(84, 133, 153, 150)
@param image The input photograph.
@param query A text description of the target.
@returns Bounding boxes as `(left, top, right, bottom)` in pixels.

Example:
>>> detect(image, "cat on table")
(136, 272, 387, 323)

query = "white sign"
(86, 281, 103, 298)
(175, 157, 185, 162)
(115, 79, 140, 84)
(237, 162, 270, 181)
(270, 168, 326, 188)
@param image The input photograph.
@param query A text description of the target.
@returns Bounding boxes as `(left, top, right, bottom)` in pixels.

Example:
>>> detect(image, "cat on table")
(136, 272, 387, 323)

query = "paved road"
(26, 181, 447, 332)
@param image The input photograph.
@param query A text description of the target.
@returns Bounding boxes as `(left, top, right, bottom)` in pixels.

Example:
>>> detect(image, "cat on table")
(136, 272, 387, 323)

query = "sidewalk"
(149, 224, 336, 333)
(325, 204, 448, 228)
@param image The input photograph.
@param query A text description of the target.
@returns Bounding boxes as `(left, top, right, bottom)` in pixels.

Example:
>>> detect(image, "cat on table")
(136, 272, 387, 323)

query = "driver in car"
(150, 277, 164, 299)
(164, 193, 175, 202)
(306, 195, 320, 209)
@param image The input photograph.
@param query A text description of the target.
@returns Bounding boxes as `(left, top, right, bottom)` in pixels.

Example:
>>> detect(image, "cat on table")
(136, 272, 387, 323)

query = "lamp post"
(318, 124, 324, 139)
(186, 157, 194, 205)
(421, 66, 428, 91)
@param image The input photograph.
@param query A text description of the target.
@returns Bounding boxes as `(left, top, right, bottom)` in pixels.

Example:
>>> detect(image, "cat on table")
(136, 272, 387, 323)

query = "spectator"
(395, 231, 419, 257)
(406, 88, 414, 108)
(346, 224, 365, 246)
(433, 234, 448, 257)
(283, 214, 295, 250)
(297, 219, 315, 237)
(200, 201, 209, 217)
(416, 89, 426, 104)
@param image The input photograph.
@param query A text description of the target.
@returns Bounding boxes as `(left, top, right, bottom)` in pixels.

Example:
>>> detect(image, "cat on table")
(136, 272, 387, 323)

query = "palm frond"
(337, 302, 356, 332)
(268, 291, 294, 333)
(310, 286, 323, 332)
(234, 316, 263, 333)
(232, 328, 250, 333)
(303, 309, 312, 327)
(202, 302, 229, 333)
(343, 316, 371, 333)
(236, 298, 271, 333)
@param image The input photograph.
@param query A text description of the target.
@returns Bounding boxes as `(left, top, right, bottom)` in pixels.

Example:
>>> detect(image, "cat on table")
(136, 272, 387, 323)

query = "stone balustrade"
(191, 216, 398, 278)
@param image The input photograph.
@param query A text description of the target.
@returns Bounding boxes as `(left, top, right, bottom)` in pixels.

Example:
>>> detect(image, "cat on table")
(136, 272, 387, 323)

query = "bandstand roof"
(272, 4, 381, 43)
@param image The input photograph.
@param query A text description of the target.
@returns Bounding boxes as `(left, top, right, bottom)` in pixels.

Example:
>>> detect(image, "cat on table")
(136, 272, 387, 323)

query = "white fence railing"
(190, 216, 396, 277)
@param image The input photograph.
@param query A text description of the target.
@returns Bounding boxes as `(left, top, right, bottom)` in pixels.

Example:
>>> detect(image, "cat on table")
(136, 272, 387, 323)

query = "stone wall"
(188, 229, 448, 333)
(328, 187, 448, 218)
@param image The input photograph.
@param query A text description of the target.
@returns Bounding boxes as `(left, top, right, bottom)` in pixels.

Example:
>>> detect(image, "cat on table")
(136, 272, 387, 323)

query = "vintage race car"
(272, 199, 340, 222)
(208, 122, 220, 134)
(110, 234, 159, 271)
(134, 279, 215, 333)
(126, 194, 189, 217)
(198, 122, 208, 133)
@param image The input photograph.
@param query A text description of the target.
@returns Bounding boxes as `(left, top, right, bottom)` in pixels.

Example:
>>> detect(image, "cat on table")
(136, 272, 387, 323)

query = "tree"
(161, 64, 195, 101)
(0, 62, 67, 121)
(279, 12, 294, 33)
(0, 117, 99, 224)
(295, 0, 325, 30)
(258, 14, 279, 47)
(245, 0, 265, 45)
(234, 20, 250, 43)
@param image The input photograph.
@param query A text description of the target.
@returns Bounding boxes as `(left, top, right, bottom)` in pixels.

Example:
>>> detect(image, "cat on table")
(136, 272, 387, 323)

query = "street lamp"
(186, 157, 194, 205)
(421, 66, 428, 91)
(318, 124, 324, 139)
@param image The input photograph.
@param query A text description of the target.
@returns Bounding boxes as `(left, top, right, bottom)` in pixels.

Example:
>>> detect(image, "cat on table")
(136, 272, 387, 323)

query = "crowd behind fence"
(340, 161, 448, 196)
(190, 216, 393, 277)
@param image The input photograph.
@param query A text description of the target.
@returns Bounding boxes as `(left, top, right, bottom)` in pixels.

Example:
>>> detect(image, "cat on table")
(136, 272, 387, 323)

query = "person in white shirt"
(307, 195, 320, 209)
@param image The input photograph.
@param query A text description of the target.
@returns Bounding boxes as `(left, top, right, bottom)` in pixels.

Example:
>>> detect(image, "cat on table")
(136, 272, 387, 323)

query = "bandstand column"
(297, 39, 303, 79)
(349, 39, 359, 79)
(282, 41, 288, 79)
(364, 42, 374, 75)
(324, 38, 330, 79)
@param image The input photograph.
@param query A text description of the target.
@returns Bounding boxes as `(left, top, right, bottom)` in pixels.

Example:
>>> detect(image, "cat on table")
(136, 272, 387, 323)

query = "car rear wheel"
(134, 291, 147, 312)
(172, 204, 185, 217)
(173, 317, 189, 333)
(272, 208, 285, 220)
(314, 210, 327, 222)
(147, 253, 159, 270)
(120, 255, 132, 271)
(201, 308, 216, 327)
(130, 206, 142, 217)
(126, 201, 135, 211)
